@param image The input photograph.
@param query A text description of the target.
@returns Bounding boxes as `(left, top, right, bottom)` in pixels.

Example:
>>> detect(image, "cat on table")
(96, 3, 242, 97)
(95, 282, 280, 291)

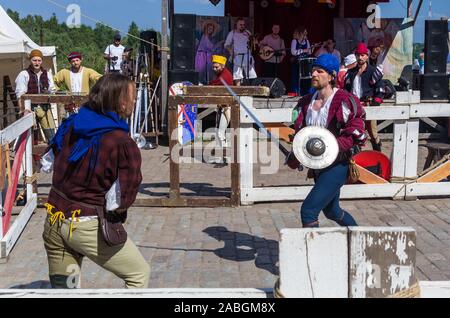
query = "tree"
(125, 21, 140, 52)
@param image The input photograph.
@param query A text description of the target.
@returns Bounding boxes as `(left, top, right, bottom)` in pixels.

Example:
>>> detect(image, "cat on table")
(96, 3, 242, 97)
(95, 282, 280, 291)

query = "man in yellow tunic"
(54, 52, 102, 119)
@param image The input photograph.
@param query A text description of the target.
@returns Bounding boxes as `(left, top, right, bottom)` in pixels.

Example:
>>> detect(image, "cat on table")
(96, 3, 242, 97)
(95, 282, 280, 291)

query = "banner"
(334, 18, 413, 84)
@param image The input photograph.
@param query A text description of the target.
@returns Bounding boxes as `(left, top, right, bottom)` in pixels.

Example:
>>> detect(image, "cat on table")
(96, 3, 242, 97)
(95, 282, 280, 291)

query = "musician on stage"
(259, 23, 286, 78)
(15, 49, 56, 142)
(314, 38, 341, 64)
(290, 26, 311, 94)
(104, 33, 125, 74)
(344, 43, 384, 152)
(290, 54, 365, 228)
(224, 17, 257, 85)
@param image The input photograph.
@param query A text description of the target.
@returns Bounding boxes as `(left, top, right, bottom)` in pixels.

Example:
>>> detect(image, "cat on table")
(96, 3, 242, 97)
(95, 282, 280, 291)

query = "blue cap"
(312, 54, 340, 76)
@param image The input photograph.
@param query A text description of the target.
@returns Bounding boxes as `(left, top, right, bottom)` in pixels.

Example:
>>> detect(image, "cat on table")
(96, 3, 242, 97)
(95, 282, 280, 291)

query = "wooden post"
(24, 100, 34, 202)
(339, 0, 345, 18)
(405, 119, 419, 178)
(230, 102, 240, 207)
(239, 97, 254, 205)
(161, 0, 169, 135)
(168, 97, 180, 199)
(2, 76, 7, 129)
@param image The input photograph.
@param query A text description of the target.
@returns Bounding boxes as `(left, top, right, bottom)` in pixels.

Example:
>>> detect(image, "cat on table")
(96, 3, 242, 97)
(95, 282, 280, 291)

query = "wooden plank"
(417, 161, 450, 183)
(253, 98, 299, 109)
(349, 227, 416, 298)
(0, 113, 33, 145)
(2, 131, 28, 234)
(183, 85, 270, 96)
(0, 288, 270, 298)
(364, 106, 410, 120)
(391, 120, 407, 179)
(0, 146, 5, 191)
(356, 164, 389, 184)
(170, 96, 236, 106)
(21, 94, 88, 106)
(241, 184, 405, 203)
(410, 103, 450, 118)
(406, 182, 450, 197)
(420, 282, 450, 298)
(378, 132, 443, 140)
(240, 107, 292, 124)
(0, 194, 37, 259)
(377, 120, 393, 131)
(420, 117, 446, 133)
(405, 119, 419, 178)
(132, 197, 232, 207)
(239, 123, 254, 205)
(265, 123, 295, 143)
(279, 228, 348, 298)
(196, 107, 216, 120)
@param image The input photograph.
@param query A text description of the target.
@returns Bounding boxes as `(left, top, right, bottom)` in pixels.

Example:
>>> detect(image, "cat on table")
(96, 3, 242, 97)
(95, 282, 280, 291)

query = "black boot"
(371, 140, 382, 152)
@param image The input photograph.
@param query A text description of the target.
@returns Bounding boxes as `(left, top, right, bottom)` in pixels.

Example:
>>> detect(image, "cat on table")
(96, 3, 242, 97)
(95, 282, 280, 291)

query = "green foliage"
(6, 9, 161, 74)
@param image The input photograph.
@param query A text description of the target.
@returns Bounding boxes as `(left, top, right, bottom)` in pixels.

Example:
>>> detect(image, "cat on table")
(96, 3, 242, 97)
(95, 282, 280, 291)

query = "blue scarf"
(51, 106, 129, 169)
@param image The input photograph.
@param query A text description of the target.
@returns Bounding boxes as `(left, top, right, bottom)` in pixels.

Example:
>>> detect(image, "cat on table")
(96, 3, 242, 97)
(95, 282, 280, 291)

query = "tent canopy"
(0, 5, 55, 57)
(0, 5, 57, 95)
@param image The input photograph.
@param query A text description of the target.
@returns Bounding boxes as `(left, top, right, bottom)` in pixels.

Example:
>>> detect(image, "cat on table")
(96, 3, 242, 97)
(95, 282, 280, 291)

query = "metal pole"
(161, 0, 169, 135)
(407, 0, 413, 18)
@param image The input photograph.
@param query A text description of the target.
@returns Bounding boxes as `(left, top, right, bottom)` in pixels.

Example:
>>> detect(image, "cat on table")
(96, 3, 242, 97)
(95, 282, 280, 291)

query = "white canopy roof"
(0, 4, 56, 56)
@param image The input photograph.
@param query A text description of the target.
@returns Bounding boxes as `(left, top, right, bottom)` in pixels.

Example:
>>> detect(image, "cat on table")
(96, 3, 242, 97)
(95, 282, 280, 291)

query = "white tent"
(0, 4, 57, 92)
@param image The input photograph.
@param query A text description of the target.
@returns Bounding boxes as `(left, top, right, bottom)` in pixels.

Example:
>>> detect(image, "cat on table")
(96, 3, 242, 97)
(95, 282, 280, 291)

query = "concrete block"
(349, 227, 416, 298)
(279, 228, 348, 298)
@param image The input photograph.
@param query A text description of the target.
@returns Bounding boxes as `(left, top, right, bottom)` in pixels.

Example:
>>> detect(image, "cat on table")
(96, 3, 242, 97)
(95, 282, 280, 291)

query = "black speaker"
(243, 77, 286, 98)
(169, 69, 199, 86)
(421, 73, 449, 100)
(424, 20, 449, 74)
(171, 14, 196, 70)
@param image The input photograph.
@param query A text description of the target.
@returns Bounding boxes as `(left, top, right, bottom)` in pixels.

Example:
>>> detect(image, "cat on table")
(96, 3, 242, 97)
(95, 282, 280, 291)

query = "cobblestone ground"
(1, 144, 449, 289)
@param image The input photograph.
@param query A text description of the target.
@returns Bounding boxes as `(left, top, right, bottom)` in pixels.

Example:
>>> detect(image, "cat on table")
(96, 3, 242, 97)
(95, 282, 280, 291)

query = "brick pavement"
(1, 144, 450, 288)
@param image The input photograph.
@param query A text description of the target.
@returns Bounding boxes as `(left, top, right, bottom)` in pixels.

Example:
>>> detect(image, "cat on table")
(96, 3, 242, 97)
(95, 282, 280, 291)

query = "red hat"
(355, 43, 369, 55)
(67, 52, 82, 61)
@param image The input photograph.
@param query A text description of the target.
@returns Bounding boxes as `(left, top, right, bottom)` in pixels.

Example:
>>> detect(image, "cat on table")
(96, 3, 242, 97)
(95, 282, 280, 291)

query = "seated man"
(209, 55, 233, 161)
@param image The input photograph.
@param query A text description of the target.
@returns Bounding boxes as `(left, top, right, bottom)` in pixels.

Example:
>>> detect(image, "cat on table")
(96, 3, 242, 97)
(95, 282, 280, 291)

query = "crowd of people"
(10, 21, 394, 289)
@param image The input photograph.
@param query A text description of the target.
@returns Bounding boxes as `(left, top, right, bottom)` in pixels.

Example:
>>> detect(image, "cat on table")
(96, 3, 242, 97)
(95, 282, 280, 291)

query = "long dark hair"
(87, 73, 133, 115)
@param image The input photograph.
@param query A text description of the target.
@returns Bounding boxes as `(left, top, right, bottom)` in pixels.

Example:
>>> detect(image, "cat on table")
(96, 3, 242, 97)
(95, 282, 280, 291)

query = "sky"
(1, 0, 449, 43)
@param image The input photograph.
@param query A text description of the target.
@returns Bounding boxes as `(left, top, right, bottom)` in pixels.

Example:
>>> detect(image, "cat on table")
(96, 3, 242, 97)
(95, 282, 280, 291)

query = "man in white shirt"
(224, 18, 257, 85)
(104, 34, 125, 73)
(15, 49, 56, 141)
